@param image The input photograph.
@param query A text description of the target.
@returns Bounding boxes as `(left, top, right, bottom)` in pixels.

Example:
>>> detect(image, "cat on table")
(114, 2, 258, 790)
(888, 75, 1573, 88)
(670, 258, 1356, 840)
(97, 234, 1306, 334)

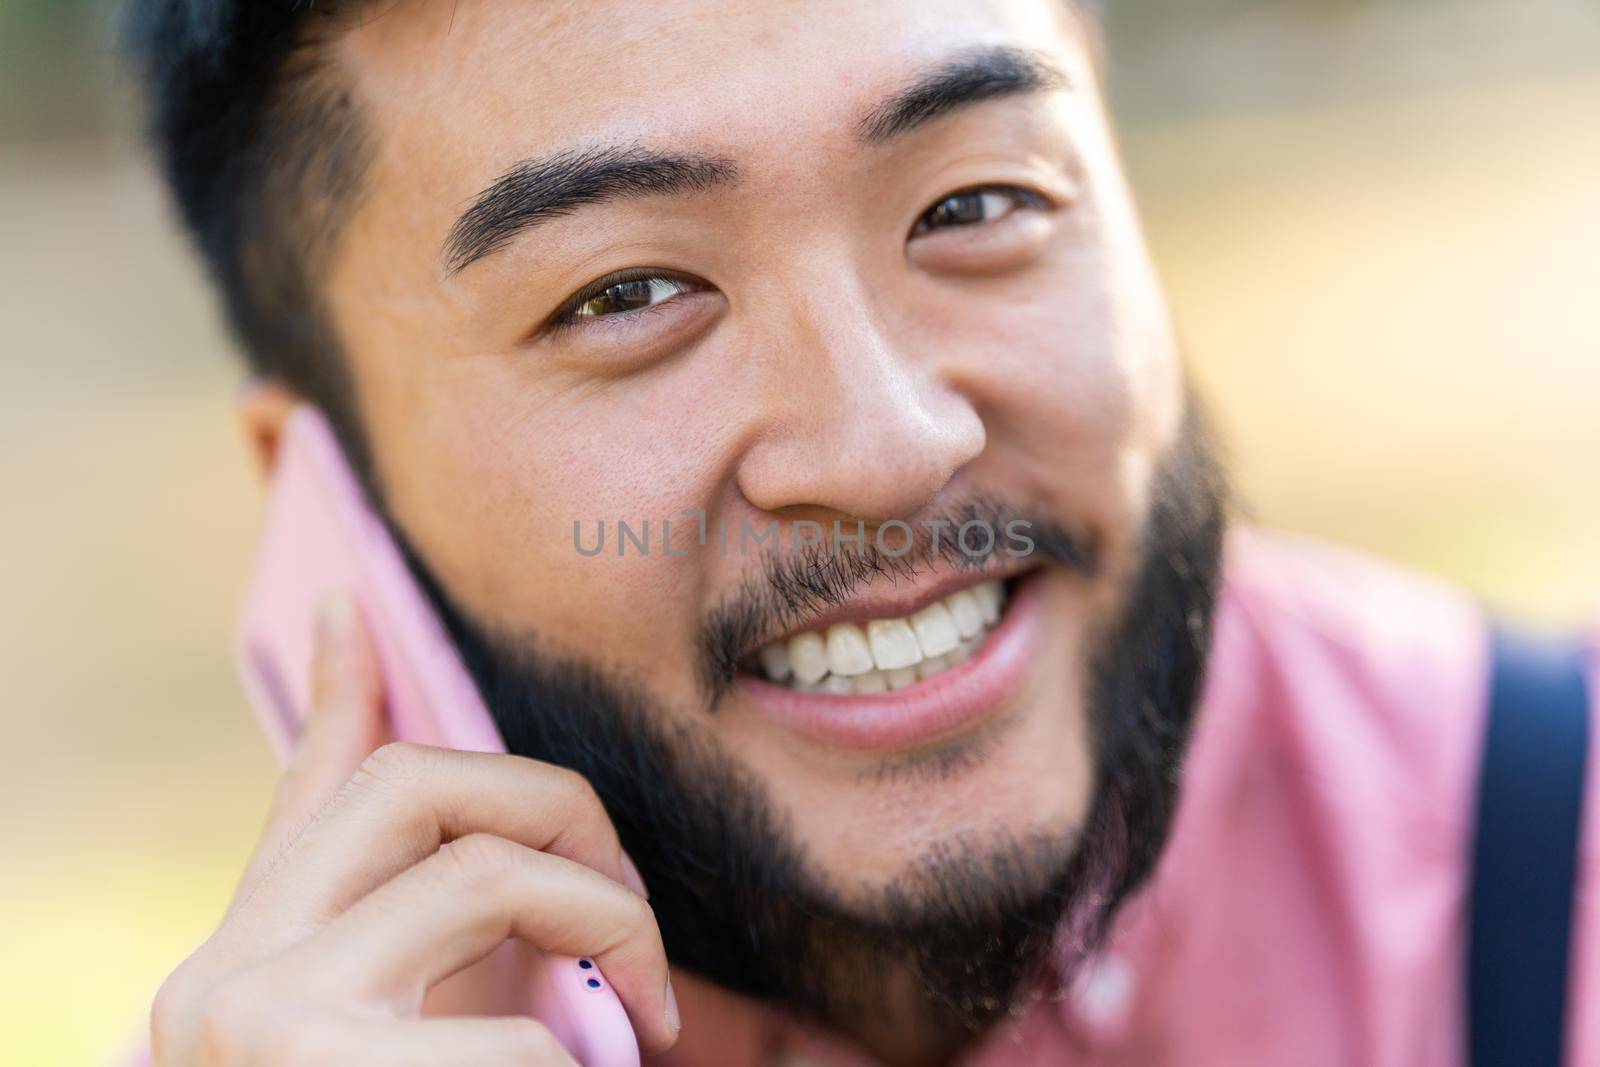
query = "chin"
(717, 565, 1098, 896)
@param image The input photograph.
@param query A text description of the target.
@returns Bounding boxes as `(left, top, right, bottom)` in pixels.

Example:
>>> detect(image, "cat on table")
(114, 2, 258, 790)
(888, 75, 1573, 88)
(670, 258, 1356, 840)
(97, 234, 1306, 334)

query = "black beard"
(389, 404, 1227, 1049)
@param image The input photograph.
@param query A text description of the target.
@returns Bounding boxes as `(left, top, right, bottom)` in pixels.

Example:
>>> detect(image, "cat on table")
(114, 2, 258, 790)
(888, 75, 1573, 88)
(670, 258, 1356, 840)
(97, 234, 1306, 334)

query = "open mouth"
(734, 569, 1045, 750)
(742, 579, 1010, 694)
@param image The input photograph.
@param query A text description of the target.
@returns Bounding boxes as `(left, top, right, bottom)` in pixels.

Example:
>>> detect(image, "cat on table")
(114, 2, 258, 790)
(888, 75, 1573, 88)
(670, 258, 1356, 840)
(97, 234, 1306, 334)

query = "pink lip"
(735, 569, 1044, 751)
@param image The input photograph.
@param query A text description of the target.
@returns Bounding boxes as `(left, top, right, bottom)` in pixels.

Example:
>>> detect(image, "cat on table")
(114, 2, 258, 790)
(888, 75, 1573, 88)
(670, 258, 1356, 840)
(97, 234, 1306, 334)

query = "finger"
(233, 590, 389, 911)
(288, 832, 678, 1055)
(244, 742, 645, 922)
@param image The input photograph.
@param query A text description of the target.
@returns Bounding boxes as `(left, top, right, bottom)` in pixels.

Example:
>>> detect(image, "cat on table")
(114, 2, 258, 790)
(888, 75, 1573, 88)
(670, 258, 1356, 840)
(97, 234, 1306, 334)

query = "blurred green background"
(2, 1, 1597, 1063)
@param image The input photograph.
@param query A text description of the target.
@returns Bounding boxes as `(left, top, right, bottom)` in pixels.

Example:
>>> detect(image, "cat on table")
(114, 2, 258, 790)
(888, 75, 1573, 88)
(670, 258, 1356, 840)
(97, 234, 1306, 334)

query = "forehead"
(335, 0, 1091, 183)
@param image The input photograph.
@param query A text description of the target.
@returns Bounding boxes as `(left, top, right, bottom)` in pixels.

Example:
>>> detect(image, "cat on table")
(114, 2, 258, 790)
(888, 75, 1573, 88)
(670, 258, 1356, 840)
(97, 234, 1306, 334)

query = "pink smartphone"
(235, 403, 640, 1067)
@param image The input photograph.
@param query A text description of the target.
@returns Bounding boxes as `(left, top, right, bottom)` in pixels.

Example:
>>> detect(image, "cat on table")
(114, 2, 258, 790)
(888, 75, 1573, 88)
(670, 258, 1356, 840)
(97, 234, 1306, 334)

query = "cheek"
(944, 91, 1184, 480)
(385, 358, 745, 691)
(932, 237, 1180, 528)
(896, 215, 1187, 612)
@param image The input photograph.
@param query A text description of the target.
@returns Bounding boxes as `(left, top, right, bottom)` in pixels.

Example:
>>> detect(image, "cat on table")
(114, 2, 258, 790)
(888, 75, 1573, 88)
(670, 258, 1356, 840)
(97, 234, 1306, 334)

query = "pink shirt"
(120, 528, 1600, 1066)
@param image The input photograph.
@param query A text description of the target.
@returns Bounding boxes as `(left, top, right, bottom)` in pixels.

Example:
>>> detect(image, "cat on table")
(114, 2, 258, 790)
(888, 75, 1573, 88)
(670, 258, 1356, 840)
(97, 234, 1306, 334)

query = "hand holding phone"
(147, 407, 661, 1067)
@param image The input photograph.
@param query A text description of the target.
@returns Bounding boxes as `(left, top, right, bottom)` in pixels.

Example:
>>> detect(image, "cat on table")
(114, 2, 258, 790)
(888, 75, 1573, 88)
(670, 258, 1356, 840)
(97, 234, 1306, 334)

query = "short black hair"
(123, 0, 376, 482)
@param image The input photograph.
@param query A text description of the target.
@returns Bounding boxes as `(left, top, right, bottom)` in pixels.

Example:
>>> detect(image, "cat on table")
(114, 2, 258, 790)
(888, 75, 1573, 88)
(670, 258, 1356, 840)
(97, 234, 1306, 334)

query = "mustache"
(696, 494, 1099, 703)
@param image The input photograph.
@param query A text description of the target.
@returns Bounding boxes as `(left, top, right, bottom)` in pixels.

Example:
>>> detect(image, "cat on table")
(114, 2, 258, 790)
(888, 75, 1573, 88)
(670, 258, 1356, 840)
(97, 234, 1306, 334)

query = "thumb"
(231, 589, 390, 912)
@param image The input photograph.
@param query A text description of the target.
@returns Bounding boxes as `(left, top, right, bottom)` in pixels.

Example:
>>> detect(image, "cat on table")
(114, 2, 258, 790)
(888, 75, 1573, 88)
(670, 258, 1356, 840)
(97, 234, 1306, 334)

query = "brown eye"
(912, 186, 1044, 237)
(570, 276, 692, 320)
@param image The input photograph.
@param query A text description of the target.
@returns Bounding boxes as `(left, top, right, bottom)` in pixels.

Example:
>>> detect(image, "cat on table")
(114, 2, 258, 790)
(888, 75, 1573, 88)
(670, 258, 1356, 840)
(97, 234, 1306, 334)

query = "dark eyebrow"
(443, 48, 1062, 275)
(857, 45, 1071, 144)
(442, 145, 737, 275)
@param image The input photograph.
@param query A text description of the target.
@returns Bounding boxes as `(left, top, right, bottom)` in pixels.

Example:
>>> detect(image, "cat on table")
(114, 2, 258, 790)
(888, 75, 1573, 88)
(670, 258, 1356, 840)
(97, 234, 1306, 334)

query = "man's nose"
(735, 278, 986, 524)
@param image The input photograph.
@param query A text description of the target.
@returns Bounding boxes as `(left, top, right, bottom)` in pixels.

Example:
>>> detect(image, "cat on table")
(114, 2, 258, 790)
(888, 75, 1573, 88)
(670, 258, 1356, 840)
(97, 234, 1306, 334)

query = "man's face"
(317, 0, 1202, 1031)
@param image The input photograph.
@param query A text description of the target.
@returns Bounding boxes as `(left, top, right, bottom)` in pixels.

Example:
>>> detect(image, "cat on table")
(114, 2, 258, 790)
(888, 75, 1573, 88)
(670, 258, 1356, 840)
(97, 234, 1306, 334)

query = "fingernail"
(316, 590, 355, 640)
(619, 850, 650, 899)
(664, 973, 680, 1034)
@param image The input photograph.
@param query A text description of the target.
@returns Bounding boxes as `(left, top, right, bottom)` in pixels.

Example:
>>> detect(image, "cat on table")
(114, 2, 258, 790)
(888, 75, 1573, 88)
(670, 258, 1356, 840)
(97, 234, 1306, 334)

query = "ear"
(237, 379, 302, 480)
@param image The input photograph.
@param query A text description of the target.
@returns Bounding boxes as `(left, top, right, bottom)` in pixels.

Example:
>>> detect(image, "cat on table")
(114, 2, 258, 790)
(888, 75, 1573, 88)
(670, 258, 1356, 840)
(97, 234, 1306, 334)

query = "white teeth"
(758, 642, 792, 682)
(788, 631, 828, 685)
(974, 581, 1002, 626)
(909, 601, 960, 658)
(753, 579, 1011, 693)
(947, 590, 984, 639)
(867, 619, 922, 671)
(825, 622, 875, 677)
(853, 670, 888, 694)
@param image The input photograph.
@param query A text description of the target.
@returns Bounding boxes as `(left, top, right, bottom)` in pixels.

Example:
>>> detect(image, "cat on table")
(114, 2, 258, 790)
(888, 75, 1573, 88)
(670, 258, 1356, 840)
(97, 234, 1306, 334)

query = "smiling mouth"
(740, 577, 1013, 694)
(732, 568, 1045, 751)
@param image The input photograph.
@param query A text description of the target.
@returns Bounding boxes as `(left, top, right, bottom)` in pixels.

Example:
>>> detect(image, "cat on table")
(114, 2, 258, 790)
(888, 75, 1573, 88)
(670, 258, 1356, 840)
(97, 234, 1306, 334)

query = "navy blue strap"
(1469, 627, 1591, 1067)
